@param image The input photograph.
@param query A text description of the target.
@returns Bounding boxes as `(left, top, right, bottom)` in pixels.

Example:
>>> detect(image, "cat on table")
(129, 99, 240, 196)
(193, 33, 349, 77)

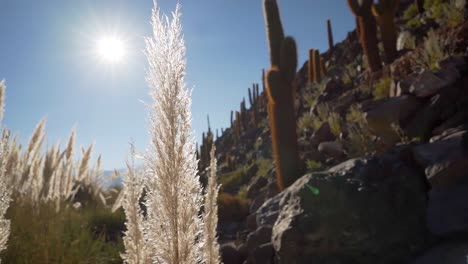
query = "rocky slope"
(203, 1, 468, 263)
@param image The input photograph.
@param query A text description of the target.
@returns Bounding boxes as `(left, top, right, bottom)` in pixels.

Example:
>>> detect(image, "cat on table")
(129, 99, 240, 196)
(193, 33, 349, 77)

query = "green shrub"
(1, 201, 124, 263)
(403, 3, 419, 21)
(373, 77, 392, 99)
(217, 192, 249, 222)
(306, 160, 323, 171)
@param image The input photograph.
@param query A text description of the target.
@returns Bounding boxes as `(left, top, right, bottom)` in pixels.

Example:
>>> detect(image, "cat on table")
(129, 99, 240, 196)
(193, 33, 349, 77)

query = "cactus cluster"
(264, 0, 303, 191)
(347, 0, 383, 72)
(308, 49, 324, 83)
(199, 116, 215, 170)
(248, 83, 261, 126)
(347, 0, 400, 71)
(372, 0, 399, 64)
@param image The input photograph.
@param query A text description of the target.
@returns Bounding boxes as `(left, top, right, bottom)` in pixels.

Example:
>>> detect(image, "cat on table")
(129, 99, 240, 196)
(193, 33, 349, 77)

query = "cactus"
(327, 19, 334, 50)
(308, 49, 322, 83)
(234, 111, 241, 140)
(347, 0, 382, 72)
(372, 0, 399, 64)
(230, 110, 233, 127)
(263, 0, 302, 190)
(320, 57, 327, 76)
(415, 0, 424, 14)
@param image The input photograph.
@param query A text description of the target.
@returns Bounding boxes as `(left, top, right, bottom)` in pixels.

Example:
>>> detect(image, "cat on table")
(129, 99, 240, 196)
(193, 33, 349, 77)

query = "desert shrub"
(217, 192, 249, 223)
(315, 104, 342, 136)
(373, 77, 392, 99)
(425, 0, 464, 26)
(344, 105, 378, 157)
(417, 29, 447, 70)
(306, 160, 323, 172)
(219, 167, 249, 194)
(403, 3, 419, 21)
(298, 111, 315, 132)
(1, 200, 124, 263)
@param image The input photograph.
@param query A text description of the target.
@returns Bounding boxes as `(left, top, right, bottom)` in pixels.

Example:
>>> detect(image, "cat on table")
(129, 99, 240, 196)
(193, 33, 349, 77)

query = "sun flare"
(96, 36, 126, 63)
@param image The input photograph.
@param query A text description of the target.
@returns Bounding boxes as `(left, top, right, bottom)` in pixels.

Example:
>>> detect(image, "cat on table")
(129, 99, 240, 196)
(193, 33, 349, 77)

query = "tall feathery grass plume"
(0, 80, 11, 257)
(143, 1, 203, 263)
(202, 144, 221, 264)
(121, 144, 149, 264)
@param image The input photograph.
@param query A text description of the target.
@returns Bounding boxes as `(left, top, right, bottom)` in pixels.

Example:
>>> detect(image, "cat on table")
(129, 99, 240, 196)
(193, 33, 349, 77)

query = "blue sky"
(0, 0, 355, 170)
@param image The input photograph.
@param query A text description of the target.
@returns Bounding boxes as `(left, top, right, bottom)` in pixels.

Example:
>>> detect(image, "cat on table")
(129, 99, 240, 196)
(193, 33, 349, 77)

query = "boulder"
(364, 95, 423, 144)
(412, 130, 468, 187)
(410, 242, 468, 264)
(426, 185, 468, 236)
(409, 70, 454, 98)
(221, 244, 243, 264)
(309, 122, 335, 148)
(246, 226, 272, 253)
(318, 141, 345, 159)
(263, 154, 428, 263)
(247, 176, 268, 200)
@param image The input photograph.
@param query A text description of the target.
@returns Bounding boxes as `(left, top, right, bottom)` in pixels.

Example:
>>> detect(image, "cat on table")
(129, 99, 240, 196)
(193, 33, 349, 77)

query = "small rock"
(318, 141, 345, 159)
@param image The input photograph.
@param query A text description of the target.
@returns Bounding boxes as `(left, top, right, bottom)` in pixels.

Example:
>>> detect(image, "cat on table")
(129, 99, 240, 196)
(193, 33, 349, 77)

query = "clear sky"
(0, 0, 355, 170)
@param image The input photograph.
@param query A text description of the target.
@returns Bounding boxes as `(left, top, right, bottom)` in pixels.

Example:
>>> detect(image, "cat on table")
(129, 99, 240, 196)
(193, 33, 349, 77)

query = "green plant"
(425, 0, 464, 26)
(372, 0, 399, 64)
(306, 160, 323, 171)
(403, 2, 419, 20)
(418, 29, 447, 70)
(217, 193, 249, 222)
(373, 77, 392, 99)
(347, 0, 383, 72)
(264, 0, 303, 191)
(344, 105, 378, 157)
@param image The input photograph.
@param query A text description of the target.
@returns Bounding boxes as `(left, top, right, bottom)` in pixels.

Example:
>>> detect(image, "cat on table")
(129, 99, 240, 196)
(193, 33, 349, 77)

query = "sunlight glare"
(96, 36, 126, 63)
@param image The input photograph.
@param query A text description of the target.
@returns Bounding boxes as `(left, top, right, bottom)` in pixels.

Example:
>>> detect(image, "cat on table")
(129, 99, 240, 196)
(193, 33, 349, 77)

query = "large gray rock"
(364, 95, 423, 145)
(427, 185, 468, 236)
(409, 70, 455, 98)
(412, 130, 468, 187)
(260, 153, 429, 264)
(411, 242, 468, 264)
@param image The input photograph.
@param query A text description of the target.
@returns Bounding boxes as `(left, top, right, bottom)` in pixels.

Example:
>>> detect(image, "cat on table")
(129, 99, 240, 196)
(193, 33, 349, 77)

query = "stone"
(412, 130, 468, 187)
(364, 95, 423, 145)
(426, 185, 468, 236)
(261, 153, 429, 263)
(252, 243, 275, 264)
(409, 70, 452, 98)
(317, 141, 345, 159)
(221, 244, 243, 264)
(410, 242, 468, 264)
(247, 176, 268, 200)
(246, 226, 272, 252)
(309, 122, 335, 148)
(246, 213, 258, 231)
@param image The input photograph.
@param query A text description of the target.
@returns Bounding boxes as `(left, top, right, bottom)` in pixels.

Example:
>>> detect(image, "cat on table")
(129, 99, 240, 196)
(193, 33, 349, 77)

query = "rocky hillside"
(199, 0, 468, 263)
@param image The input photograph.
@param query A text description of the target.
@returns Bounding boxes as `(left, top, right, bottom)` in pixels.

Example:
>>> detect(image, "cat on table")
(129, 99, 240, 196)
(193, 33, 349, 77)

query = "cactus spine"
(327, 19, 334, 50)
(347, 0, 382, 72)
(372, 0, 399, 64)
(263, 0, 302, 190)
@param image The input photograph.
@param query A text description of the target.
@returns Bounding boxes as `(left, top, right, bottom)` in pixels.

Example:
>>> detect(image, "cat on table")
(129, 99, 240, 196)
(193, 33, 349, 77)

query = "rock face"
(412, 129, 468, 187)
(254, 151, 429, 264)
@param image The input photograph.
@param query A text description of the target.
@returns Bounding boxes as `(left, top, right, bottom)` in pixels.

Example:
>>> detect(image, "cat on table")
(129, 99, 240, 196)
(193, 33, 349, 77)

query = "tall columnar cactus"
(263, 0, 302, 191)
(415, 0, 424, 14)
(230, 110, 234, 127)
(372, 0, 399, 64)
(320, 57, 327, 76)
(308, 49, 322, 83)
(327, 19, 334, 50)
(347, 0, 382, 72)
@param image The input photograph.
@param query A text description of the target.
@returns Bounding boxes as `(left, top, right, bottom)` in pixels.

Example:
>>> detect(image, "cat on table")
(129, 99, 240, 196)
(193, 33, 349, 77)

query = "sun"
(96, 36, 126, 63)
